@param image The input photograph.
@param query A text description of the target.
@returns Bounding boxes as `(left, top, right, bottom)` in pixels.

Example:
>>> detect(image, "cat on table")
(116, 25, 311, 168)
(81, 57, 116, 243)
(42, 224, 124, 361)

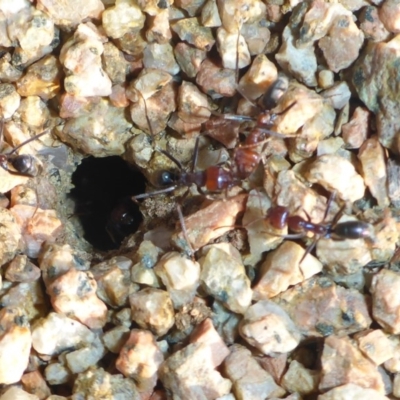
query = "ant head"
(157, 170, 179, 187)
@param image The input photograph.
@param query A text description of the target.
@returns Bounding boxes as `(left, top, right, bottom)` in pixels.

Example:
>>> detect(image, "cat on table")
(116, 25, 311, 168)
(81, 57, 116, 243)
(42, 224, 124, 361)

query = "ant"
(0, 121, 49, 177)
(266, 197, 374, 261)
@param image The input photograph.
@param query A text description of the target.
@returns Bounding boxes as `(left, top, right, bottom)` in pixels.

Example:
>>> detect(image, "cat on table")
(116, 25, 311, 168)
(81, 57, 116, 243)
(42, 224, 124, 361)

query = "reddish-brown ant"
(0, 121, 49, 177)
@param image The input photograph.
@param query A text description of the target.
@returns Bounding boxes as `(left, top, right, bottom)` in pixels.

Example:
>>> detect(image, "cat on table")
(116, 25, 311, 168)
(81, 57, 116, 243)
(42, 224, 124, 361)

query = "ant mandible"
(0, 121, 49, 177)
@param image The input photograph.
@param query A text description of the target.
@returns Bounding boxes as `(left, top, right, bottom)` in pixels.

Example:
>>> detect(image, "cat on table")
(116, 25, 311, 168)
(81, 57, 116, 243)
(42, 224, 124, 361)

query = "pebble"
(0, 83, 21, 119)
(199, 244, 252, 314)
(281, 360, 319, 396)
(102, 0, 145, 39)
(31, 312, 95, 355)
(319, 335, 385, 393)
(216, 27, 251, 70)
(18, 96, 50, 129)
(360, 6, 390, 42)
(44, 363, 71, 385)
(379, 0, 400, 32)
(321, 81, 351, 110)
(0, 307, 32, 385)
(21, 370, 51, 399)
(241, 20, 271, 55)
(102, 326, 130, 354)
(146, 9, 172, 43)
(275, 277, 372, 337)
(116, 329, 164, 394)
(239, 300, 302, 355)
(143, 43, 180, 75)
(253, 241, 323, 299)
(5, 254, 41, 282)
(223, 344, 285, 399)
(305, 154, 365, 202)
(129, 288, 175, 336)
(102, 42, 129, 85)
(60, 23, 112, 97)
(16, 55, 61, 100)
(172, 194, 247, 252)
(46, 268, 107, 329)
(341, 106, 369, 148)
(0, 53, 23, 83)
(200, 0, 222, 27)
(196, 58, 237, 98)
(36, 0, 104, 28)
(371, 268, 400, 334)
(318, 69, 335, 89)
(171, 17, 215, 51)
(0, 207, 23, 266)
(0, 387, 39, 400)
(318, 383, 390, 399)
(72, 367, 140, 400)
(358, 136, 389, 207)
(355, 329, 394, 366)
(154, 252, 200, 309)
(174, 42, 207, 78)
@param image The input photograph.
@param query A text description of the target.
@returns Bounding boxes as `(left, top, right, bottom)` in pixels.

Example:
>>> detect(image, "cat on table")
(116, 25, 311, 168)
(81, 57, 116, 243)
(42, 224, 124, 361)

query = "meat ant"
(0, 121, 49, 177)
(266, 196, 374, 261)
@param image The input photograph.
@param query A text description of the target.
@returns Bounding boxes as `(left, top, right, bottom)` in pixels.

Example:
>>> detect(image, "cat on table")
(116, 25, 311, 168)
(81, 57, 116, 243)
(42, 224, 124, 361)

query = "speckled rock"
(154, 252, 200, 309)
(239, 300, 302, 355)
(0, 307, 31, 385)
(355, 329, 394, 366)
(0, 387, 40, 400)
(371, 268, 400, 334)
(146, 8, 172, 43)
(102, 0, 145, 39)
(321, 81, 351, 110)
(129, 288, 175, 336)
(305, 154, 365, 202)
(253, 241, 323, 299)
(379, 0, 400, 32)
(281, 360, 320, 396)
(360, 6, 390, 42)
(223, 344, 285, 399)
(72, 367, 140, 400)
(102, 326, 130, 354)
(143, 43, 180, 75)
(0, 207, 23, 267)
(37, 0, 104, 28)
(342, 106, 370, 148)
(16, 55, 61, 100)
(0, 53, 23, 83)
(319, 335, 385, 393)
(5, 254, 41, 282)
(102, 42, 129, 85)
(0, 83, 20, 119)
(60, 23, 111, 97)
(21, 370, 51, 399)
(174, 42, 207, 78)
(199, 244, 251, 314)
(201, 0, 222, 27)
(275, 277, 372, 337)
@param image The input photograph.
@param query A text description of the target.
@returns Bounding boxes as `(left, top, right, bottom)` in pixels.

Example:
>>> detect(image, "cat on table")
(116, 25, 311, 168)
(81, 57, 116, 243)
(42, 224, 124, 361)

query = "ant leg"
(191, 136, 200, 173)
(299, 236, 319, 264)
(132, 185, 177, 202)
(176, 204, 195, 259)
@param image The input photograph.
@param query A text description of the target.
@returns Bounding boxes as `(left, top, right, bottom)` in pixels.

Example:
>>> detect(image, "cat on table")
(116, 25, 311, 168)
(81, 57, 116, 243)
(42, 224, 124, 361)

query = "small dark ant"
(0, 121, 49, 177)
(266, 200, 374, 261)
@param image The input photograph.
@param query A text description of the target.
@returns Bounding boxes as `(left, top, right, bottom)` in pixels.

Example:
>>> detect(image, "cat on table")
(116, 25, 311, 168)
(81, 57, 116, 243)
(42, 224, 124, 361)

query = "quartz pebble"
(239, 300, 302, 355)
(174, 42, 207, 78)
(129, 288, 175, 336)
(0, 83, 21, 119)
(319, 335, 385, 393)
(0, 387, 39, 400)
(5, 254, 41, 282)
(0, 307, 31, 385)
(154, 252, 200, 308)
(223, 344, 285, 399)
(199, 244, 252, 314)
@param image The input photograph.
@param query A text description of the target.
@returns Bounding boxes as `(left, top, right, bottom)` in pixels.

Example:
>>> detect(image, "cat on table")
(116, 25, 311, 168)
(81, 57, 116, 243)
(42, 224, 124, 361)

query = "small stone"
(0, 307, 31, 385)
(319, 335, 385, 393)
(0, 387, 39, 400)
(0, 53, 23, 83)
(319, 14, 364, 72)
(199, 245, 252, 314)
(129, 288, 175, 336)
(154, 252, 200, 309)
(305, 154, 365, 202)
(130, 240, 162, 286)
(223, 344, 285, 399)
(46, 268, 107, 329)
(159, 342, 231, 399)
(44, 363, 71, 386)
(5, 254, 41, 282)
(358, 136, 389, 207)
(172, 18, 215, 51)
(174, 43, 207, 78)
(241, 20, 271, 55)
(239, 300, 302, 355)
(102, 326, 130, 354)
(253, 241, 323, 299)
(321, 81, 351, 109)
(275, 277, 372, 337)
(379, 0, 400, 32)
(281, 360, 319, 396)
(21, 370, 51, 399)
(116, 329, 164, 394)
(360, 6, 390, 42)
(143, 43, 180, 75)
(356, 329, 394, 365)
(102, 0, 145, 39)
(0, 208, 23, 266)
(196, 58, 237, 98)
(172, 194, 247, 252)
(318, 383, 390, 400)
(31, 312, 95, 355)
(146, 9, 172, 43)
(18, 96, 50, 129)
(36, 0, 104, 28)
(73, 367, 140, 400)
(0, 83, 20, 119)
(318, 70, 335, 89)
(342, 106, 370, 149)
(216, 27, 251, 70)
(201, 0, 222, 27)
(371, 269, 400, 334)
(102, 42, 129, 85)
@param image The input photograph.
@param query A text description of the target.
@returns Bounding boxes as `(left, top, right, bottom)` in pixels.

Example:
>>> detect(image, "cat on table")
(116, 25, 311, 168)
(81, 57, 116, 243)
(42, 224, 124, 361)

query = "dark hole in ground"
(69, 156, 146, 251)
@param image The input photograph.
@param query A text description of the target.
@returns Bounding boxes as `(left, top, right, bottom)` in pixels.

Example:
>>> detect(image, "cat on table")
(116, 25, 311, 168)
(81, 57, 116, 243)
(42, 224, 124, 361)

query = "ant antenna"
(176, 204, 194, 259)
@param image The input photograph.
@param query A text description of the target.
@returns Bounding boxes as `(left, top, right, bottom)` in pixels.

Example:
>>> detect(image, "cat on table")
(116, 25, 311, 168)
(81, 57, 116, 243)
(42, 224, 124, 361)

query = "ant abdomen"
(331, 220, 373, 240)
(204, 166, 233, 192)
